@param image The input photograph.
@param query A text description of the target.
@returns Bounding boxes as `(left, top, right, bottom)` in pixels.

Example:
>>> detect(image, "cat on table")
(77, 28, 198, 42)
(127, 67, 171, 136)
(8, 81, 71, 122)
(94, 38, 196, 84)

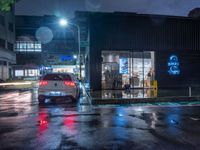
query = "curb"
(91, 96, 200, 105)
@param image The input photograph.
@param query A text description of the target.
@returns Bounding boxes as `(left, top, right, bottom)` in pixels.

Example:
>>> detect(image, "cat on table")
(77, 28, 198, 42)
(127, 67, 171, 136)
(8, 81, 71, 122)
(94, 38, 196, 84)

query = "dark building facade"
(83, 12, 200, 90)
(14, 16, 44, 78)
(0, 7, 16, 81)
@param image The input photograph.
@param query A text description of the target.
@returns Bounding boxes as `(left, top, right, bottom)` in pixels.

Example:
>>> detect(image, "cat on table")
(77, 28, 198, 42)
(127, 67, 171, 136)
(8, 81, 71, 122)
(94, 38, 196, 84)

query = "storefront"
(13, 65, 40, 79)
(51, 65, 85, 78)
(102, 51, 155, 89)
(43, 54, 84, 78)
(14, 69, 40, 78)
(84, 12, 200, 90)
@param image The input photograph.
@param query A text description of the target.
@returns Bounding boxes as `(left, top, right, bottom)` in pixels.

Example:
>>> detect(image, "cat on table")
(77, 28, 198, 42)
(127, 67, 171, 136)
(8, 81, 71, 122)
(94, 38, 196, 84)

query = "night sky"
(15, 0, 200, 18)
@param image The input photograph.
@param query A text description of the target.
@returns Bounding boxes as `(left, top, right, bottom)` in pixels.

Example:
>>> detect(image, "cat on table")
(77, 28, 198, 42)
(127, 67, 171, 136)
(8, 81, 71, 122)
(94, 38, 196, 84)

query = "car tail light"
(39, 80, 48, 86)
(64, 81, 75, 87)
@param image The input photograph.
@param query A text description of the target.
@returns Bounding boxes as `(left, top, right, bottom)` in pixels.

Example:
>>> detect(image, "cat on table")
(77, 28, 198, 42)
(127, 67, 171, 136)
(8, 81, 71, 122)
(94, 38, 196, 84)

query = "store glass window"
(27, 69, 39, 76)
(24, 70, 28, 76)
(15, 70, 24, 77)
(131, 52, 142, 88)
(143, 51, 155, 87)
(19, 42, 26, 50)
(27, 42, 34, 51)
(102, 51, 155, 89)
(35, 42, 42, 52)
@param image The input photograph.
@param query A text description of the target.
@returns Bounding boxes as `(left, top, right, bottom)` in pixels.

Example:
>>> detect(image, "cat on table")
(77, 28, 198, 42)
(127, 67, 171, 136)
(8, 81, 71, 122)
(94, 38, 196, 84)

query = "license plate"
(50, 91, 61, 96)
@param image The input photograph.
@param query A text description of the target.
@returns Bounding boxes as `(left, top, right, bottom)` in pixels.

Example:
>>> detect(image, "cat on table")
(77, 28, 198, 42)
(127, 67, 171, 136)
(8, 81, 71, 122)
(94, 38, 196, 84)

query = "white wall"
(0, 65, 8, 81)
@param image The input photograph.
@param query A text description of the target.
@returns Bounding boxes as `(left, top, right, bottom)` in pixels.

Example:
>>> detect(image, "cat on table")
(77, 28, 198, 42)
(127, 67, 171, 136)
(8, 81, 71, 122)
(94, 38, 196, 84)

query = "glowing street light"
(73, 55, 77, 59)
(58, 18, 82, 79)
(59, 18, 68, 27)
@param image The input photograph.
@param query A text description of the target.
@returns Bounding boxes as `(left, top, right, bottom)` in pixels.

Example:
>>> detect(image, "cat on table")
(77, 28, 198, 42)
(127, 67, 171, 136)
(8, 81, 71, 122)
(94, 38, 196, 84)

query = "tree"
(0, 0, 16, 11)
(188, 8, 200, 18)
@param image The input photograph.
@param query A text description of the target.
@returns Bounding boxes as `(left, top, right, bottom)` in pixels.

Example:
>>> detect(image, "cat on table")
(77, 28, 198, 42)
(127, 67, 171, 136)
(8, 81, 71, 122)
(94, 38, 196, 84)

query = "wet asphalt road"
(0, 90, 200, 150)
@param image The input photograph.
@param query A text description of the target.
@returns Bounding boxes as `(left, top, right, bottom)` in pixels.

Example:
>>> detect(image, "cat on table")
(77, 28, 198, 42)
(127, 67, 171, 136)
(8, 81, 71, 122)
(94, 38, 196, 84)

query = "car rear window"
(43, 74, 72, 81)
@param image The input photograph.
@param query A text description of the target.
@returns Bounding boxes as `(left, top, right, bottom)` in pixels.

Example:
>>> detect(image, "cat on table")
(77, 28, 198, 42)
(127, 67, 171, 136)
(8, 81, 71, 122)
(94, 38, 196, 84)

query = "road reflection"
(99, 89, 158, 99)
(0, 90, 34, 115)
(63, 114, 77, 136)
(38, 111, 48, 135)
(37, 104, 79, 137)
(1, 90, 200, 149)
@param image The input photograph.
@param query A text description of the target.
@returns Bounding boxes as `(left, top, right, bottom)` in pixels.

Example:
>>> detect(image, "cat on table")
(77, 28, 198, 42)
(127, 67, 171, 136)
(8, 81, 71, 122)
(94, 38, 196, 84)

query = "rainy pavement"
(0, 89, 200, 150)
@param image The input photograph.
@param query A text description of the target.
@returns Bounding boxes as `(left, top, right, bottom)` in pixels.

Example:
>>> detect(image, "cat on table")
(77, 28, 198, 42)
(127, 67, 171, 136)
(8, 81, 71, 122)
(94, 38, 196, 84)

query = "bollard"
(189, 86, 192, 97)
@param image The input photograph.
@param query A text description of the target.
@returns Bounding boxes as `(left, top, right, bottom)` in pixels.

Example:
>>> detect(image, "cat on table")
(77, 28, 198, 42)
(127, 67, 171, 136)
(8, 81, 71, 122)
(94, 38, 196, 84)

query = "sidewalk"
(87, 89, 200, 105)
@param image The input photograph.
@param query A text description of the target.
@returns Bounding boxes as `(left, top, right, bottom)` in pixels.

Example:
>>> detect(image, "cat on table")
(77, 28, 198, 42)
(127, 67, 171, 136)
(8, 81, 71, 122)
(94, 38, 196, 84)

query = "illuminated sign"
(168, 55, 180, 75)
(60, 55, 74, 61)
(119, 58, 128, 74)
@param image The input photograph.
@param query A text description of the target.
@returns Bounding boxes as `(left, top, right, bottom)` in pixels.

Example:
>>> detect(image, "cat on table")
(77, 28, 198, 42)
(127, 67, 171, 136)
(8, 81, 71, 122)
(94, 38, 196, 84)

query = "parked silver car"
(38, 73, 80, 104)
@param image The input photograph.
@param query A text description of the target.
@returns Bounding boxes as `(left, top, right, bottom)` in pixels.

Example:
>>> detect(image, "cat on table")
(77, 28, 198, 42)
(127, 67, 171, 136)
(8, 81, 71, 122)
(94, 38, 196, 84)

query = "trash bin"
(152, 80, 158, 90)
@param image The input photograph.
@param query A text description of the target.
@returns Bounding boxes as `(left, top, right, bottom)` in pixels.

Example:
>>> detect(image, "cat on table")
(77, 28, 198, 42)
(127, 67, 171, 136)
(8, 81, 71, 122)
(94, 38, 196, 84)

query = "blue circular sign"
(168, 55, 180, 75)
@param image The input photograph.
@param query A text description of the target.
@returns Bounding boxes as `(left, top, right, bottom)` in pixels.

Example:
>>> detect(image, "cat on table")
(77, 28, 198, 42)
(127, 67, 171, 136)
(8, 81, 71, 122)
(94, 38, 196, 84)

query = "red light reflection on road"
(63, 115, 77, 135)
(38, 111, 48, 134)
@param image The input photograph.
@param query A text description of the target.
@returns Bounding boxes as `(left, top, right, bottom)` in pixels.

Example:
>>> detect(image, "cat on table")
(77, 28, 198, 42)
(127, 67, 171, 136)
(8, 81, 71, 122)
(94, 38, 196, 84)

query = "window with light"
(15, 41, 42, 52)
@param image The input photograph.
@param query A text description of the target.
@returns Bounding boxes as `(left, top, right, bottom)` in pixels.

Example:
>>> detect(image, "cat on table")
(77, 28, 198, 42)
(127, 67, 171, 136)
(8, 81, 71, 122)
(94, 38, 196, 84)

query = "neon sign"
(168, 55, 180, 75)
(60, 55, 74, 61)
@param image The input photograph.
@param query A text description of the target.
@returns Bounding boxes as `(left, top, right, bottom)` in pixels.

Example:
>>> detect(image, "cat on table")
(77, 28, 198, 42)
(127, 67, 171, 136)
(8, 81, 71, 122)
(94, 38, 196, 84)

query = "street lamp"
(73, 55, 77, 59)
(59, 18, 82, 80)
(59, 18, 68, 27)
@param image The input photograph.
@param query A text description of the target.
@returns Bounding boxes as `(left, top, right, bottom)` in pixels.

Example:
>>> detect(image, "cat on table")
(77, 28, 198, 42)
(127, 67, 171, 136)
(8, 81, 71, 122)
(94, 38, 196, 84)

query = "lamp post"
(59, 18, 82, 80)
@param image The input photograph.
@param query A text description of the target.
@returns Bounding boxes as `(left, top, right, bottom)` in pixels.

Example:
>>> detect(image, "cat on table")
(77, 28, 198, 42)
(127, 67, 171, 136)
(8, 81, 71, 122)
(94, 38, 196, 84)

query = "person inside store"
(123, 81, 131, 93)
(146, 68, 153, 87)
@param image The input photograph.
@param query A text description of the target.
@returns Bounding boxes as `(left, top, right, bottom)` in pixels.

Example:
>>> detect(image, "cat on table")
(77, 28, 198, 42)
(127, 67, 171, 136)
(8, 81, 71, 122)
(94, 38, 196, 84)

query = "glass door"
(132, 52, 144, 88)
(102, 51, 129, 89)
(143, 51, 155, 88)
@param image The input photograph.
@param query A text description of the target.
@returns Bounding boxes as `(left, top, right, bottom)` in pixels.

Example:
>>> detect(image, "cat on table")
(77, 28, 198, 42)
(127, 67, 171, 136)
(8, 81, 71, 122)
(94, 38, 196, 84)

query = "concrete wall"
(0, 49, 15, 80)
(0, 8, 16, 80)
(0, 65, 8, 81)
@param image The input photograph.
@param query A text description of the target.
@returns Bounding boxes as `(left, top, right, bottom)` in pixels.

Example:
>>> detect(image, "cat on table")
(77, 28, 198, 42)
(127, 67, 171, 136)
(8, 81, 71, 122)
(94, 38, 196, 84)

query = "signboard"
(168, 55, 180, 75)
(119, 58, 128, 74)
(60, 55, 74, 61)
(45, 54, 76, 65)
